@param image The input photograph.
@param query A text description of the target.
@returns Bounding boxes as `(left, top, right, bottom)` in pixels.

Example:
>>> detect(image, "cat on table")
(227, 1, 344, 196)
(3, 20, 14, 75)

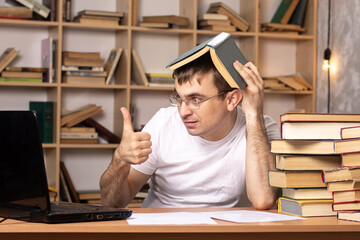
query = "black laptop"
(0, 111, 132, 223)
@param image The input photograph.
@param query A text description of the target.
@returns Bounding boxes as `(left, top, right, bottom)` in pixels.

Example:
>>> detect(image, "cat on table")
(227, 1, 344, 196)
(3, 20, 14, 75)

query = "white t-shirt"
(132, 106, 280, 208)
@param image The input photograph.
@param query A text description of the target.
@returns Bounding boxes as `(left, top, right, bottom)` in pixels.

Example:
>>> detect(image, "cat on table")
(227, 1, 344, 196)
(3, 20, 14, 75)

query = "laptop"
(0, 111, 132, 223)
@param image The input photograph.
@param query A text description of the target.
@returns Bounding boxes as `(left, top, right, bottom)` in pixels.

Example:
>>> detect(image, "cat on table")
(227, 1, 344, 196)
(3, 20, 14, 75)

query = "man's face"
(174, 73, 232, 141)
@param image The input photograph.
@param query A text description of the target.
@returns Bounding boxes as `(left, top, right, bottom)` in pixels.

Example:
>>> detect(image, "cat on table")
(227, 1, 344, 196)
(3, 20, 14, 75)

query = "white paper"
(205, 210, 304, 223)
(127, 212, 217, 225)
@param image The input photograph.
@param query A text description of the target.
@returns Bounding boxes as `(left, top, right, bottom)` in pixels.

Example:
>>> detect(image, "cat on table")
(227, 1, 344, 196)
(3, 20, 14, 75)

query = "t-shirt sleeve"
(263, 115, 280, 141)
(131, 109, 164, 175)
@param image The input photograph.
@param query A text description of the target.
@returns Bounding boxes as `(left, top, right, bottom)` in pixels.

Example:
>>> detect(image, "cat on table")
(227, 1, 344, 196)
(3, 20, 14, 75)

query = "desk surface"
(1, 208, 360, 240)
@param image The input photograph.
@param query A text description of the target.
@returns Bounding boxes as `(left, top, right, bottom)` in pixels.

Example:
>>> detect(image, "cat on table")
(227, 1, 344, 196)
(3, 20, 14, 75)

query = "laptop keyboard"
(50, 202, 103, 213)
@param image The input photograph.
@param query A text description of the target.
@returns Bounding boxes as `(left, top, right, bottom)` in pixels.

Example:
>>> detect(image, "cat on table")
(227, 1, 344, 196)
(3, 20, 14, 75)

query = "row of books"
(264, 73, 312, 91)
(268, 112, 360, 222)
(262, 0, 308, 35)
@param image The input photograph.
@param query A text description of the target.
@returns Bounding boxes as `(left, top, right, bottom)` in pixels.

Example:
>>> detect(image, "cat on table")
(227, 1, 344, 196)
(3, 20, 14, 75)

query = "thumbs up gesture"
(116, 107, 152, 165)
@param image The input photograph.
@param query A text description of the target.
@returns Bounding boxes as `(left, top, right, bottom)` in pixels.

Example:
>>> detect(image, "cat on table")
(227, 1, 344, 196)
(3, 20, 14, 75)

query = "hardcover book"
(167, 32, 248, 89)
(327, 179, 360, 192)
(281, 188, 332, 200)
(275, 155, 341, 171)
(278, 197, 336, 217)
(0, 48, 19, 73)
(322, 167, 360, 183)
(14, 0, 50, 18)
(104, 48, 123, 85)
(29, 101, 53, 143)
(268, 169, 326, 188)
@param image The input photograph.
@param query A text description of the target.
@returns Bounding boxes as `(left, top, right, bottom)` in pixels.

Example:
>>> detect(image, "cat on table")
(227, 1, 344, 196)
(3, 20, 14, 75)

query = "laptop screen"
(0, 111, 50, 214)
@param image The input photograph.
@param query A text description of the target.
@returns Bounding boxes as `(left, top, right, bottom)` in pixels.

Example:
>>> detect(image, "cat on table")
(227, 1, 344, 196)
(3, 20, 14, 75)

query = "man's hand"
(115, 107, 152, 165)
(233, 61, 264, 117)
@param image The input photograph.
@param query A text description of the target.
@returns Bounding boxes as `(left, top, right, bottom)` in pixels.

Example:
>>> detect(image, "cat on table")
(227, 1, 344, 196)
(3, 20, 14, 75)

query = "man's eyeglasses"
(169, 92, 228, 110)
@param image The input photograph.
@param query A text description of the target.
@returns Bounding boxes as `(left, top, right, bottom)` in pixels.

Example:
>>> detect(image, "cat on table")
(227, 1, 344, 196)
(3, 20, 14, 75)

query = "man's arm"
(233, 61, 279, 210)
(100, 107, 152, 207)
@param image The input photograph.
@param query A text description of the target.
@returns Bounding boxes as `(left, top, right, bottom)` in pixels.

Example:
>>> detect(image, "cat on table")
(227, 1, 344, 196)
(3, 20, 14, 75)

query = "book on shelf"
(322, 167, 360, 183)
(131, 49, 149, 86)
(207, 2, 249, 32)
(289, 0, 308, 26)
(61, 65, 104, 72)
(64, 70, 107, 77)
(274, 73, 312, 91)
(62, 75, 106, 85)
(167, 32, 248, 89)
(139, 22, 172, 28)
(261, 22, 305, 33)
(65, 106, 102, 128)
(198, 19, 232, 27)
(83, 118, 121, 144)
(270, 0, 299, 24)
(275, 155, 341, 171)
(63, 0, 71, 21)
(60, 104, 101, 127)
(333, 189, 360, 204)
(327, 179, 360, 192)
(341, 126, 360, 140)
(60, 131, 98, 139)
(41, 37, 54, 83)
(13, 0, 50, 18)
(146, 73, 174, 86)
(1, 71, 42, 78)
(5, 66, 47, 73)
(0, 6, 32, 19)
(341, 152, 360, 168)
(199, 13, 229, 21)
(263, 79, 292, 90)
(0, 48, 19, 73)
(60, 138, 98, 144)
(60, 161, 80, 203)
(200, 24, 237, 32)
(142, 15, 189, 27)
(75, 15, 120, 22)
(77, 10, 124, 18)
(270, 139, 338, 155)
(281, 188, 332, 200)
(104, 48, 123, 85)
(62, 57, 104, 67)
(73, 16, 120, 26)
(0, 77, 42, 82)
(268, 169, 326, 188)
(61, 127, 96, 133)
(42, 0, 56, 21)
(29, 101, 53, 143)
(278, 197, 336, 217)
(63, 51, 101, 59)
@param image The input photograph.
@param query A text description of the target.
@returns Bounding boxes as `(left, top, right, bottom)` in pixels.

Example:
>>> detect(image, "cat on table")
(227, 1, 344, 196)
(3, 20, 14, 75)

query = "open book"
(166, 32, 247, 89)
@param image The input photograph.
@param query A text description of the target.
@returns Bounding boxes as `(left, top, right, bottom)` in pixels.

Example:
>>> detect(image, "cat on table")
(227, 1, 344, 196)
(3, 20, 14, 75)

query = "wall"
(317, 0, 360, 113)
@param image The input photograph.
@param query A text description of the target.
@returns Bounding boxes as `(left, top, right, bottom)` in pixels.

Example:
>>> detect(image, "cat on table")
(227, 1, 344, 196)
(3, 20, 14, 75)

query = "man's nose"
(178, 100, 192, 116)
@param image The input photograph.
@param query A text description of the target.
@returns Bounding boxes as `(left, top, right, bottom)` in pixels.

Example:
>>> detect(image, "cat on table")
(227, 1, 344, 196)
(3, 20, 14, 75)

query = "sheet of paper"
(127, 212, 217, 225)
(203, 210, 304, 223)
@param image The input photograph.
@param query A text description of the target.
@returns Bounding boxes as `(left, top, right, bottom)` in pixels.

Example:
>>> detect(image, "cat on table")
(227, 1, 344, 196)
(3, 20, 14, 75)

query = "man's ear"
(226, 89, 243, 111)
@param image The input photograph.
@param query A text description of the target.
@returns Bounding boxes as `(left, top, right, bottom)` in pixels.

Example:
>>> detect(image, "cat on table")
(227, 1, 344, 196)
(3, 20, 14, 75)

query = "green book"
(271, 0, 295, 23)
(0, 77, 43, 83)
(29, 101, 53, 143)
(166, 32, 248, 89)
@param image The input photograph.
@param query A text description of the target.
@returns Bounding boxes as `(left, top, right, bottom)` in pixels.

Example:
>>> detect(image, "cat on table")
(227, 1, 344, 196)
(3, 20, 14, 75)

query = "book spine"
(29, 101, 53, 143)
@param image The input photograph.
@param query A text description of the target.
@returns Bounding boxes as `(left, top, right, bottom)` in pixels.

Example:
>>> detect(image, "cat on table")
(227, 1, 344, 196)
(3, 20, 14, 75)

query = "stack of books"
(198, 13, 235, 32)
(261, 0, 308, 34)
(139, 15, 189, 29)
(206, 2, 249, 32)
(73, 10, 124, 26)
(322, 125, 360, 222)
(62, 51, 106, 85)
(146, 73, 174, 87)
(269, 112, 360, 217)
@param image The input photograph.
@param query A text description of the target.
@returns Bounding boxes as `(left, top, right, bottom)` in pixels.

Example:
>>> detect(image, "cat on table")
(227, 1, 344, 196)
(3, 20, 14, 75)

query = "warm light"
(322, 59, 330, 70)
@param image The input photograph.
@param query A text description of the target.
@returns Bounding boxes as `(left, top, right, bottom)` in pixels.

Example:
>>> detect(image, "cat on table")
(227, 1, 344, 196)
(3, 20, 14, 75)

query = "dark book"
(29, 101, 53, 143)
(167, 32, 248, 89)
(271, 0, 296, 23)
(280, 0, 300, 24)
(42, 0, 56, 21)
(60, 161, 81, 203)
(289, 0, 308, 26)
(41, 37, 54, 83)
(83, 118, 121, 143)
(64, 0, 71, 22)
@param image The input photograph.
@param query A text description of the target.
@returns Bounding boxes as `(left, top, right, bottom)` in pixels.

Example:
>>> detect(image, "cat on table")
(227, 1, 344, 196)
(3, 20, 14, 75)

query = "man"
(100, 52, 280, 209)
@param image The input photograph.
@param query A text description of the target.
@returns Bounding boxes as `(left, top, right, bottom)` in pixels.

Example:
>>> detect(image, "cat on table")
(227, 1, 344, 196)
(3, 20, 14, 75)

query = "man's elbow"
(252, 198, 277, 210)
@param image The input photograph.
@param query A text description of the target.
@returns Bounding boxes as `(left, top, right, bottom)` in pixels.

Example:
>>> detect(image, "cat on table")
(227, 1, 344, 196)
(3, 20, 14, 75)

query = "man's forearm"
(100, 157, 132, 208)
(245, 114, 279, 209)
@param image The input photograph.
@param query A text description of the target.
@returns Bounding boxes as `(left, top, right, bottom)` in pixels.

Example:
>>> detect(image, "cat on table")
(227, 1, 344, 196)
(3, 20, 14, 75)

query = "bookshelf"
(0, 0, 317, 201)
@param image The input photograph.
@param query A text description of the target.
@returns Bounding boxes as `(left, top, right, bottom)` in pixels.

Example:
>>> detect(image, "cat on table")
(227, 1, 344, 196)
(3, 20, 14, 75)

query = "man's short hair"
(172, 52, 235, 95)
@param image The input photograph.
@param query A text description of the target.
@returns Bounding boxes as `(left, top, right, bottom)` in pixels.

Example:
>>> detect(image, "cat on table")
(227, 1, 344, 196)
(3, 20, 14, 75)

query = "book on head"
(167, 32, 248, 89)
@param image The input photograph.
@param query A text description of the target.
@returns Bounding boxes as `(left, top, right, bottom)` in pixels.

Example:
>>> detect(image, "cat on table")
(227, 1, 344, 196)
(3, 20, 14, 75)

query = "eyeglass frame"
(168, 91, 230, 110)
